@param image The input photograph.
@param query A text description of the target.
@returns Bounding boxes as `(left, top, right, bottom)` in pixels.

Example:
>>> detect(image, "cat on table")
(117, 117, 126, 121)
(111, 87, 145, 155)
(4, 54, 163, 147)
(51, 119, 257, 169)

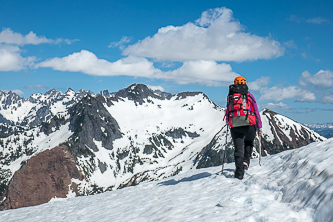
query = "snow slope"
(2, 138, 333, 222)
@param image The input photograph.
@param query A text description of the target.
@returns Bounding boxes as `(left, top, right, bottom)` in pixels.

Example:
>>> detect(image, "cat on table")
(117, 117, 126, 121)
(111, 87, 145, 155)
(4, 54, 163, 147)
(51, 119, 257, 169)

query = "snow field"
(4, 139, 333, 221)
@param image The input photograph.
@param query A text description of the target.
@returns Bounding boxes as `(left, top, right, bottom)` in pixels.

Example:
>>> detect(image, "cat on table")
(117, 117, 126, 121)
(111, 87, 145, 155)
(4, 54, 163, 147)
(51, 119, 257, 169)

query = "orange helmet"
(234, 76, 246, 85)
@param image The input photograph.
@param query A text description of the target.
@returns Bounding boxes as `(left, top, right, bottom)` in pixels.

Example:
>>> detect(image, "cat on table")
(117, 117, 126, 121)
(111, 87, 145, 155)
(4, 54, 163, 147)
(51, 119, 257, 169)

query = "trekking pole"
(258, 132, 262, 166)
(221, 125, 228, 174)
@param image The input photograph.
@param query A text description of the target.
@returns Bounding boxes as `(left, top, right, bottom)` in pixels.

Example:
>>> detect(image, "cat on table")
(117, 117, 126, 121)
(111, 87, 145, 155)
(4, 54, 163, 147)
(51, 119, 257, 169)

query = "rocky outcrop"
(0, 145, 84, 210)
(262, 109, 321, 154)
(67, 94, 122, 156)
(115, 84, 165, 105)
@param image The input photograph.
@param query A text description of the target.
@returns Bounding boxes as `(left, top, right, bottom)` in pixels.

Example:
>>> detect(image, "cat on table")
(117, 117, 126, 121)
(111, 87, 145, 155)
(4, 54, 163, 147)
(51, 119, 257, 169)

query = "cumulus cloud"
(248, 76, 270, 90)
(256, 69, 333, 104)
(319, 92, 333, 104)
(0, 28, 52, 45)
(123, 7, 284, 62)
(306, 17, 330, 24)
(0, 28, 77, 45)
(147, 85, 165, 92)
(259, 85, 316, 102)
(37, 50, 160, 77)
(36, 50, 238, 86)
(265, 102, 292, 110)
(163, 60, 238, 86)
(299, 70, 333, 87)
(109, 36, 132, 50)
(0, 45, 35, 71)
(0, 28, 78, 71)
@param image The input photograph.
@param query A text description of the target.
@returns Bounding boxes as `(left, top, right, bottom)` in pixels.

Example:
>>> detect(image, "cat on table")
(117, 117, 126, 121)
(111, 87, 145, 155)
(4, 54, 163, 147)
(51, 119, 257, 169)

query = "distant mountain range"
(0, 84, 325, 210)
(305, 123, 333, 138)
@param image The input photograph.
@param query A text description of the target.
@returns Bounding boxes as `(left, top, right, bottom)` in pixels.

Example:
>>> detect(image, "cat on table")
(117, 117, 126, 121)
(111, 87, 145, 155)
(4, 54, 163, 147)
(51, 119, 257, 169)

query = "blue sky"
(0, 0, 332, 124)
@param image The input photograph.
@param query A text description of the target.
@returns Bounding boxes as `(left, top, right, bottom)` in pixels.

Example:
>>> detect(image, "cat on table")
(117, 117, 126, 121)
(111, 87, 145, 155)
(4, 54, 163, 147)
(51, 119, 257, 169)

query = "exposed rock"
(262, 109, 318, 154)
(175, 92, 202, 100)
(68, 94, 122, 155)
(0, 145, 84, 210)
(115, 83, 164, 105)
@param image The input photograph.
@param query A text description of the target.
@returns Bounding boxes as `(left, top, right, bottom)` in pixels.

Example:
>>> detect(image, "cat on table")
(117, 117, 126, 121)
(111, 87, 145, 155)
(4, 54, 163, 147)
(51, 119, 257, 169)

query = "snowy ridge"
(0, 88, 90, 125)
(1, 138, 333, 221)
(259, 109, 324, 153)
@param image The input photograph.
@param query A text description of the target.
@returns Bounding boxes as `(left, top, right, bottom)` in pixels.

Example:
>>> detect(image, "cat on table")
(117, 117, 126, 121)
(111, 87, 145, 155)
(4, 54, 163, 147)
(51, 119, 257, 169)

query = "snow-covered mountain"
(0, 84, 325, 209)
(1, 138, 333, 221)
(305, 122, 333, 138)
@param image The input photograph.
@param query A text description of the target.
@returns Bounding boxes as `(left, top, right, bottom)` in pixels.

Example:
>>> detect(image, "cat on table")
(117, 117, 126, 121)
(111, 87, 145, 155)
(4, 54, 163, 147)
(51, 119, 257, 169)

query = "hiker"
(224, 76, 262, 180)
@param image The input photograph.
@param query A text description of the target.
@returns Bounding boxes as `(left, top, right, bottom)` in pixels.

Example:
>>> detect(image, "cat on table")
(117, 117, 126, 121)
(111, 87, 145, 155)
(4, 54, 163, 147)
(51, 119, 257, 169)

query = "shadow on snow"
(158, 172, 212, 186)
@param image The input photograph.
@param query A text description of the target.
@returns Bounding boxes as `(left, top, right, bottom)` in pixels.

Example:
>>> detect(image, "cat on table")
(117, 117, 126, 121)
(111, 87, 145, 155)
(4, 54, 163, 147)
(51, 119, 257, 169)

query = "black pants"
(230, 125, 256, 178)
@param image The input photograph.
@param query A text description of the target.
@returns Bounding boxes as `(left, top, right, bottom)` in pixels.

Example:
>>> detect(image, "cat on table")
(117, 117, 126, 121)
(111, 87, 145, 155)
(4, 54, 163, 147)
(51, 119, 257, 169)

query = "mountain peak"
(262, 108, 278, 115)
(115, 83, 163, 104)
(127, 83, 151, 93)
(45, 88, 59, 95)
(66, 88, 75, 93)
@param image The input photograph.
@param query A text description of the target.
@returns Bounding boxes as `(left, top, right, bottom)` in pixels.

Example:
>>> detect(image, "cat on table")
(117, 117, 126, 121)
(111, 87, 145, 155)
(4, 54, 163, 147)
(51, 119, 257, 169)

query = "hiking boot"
(235, 174, 243, 180)
(234, 171, 244, 180)
(243, 162, 249, 170)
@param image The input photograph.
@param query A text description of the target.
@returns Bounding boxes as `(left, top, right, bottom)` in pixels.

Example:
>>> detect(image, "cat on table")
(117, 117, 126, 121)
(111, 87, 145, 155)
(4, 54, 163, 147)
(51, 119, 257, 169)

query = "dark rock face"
(115, 84, 164, 105)
(67, 94, 122, 155)
(0, 145, 84, 210)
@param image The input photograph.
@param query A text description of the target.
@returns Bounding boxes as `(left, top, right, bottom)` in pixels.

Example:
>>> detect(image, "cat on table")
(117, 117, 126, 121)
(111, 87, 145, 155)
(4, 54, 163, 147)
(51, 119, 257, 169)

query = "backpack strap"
(242, 94, 247, 113)
(229, 94, 235, 112)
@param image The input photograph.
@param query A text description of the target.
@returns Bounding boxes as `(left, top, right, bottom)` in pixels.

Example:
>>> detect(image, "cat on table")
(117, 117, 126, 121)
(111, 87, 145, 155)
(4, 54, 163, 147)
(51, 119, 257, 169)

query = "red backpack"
(225, 84, 256, 128)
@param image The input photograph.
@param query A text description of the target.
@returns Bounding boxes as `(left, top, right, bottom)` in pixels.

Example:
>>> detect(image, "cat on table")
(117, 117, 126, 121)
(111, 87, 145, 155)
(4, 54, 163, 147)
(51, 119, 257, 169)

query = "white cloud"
(248, 76, 270, 90)
(163, 60, 238, 86)
(259, 85, 316, 102)
(265, 102, 292, 110)
(296, 92, 317, 102)
(299, 70, 333, 87)
(147, 85, 165, 92)
(0, 28, 77, 45)
(319, 92, 333, 104)
(0, 45, 35, 71)
(37, 50, 160, 77)
(0, 28, 52, 45)
(109, 36, 132, 50)
(288, 15, 330, 25)
(0, 28, 78, 71)
(61, 38, 80, 45)
(24, 84, 49, 89)
(288, 15, 303, 23)
(283, 40, 297, 49)
(123, 7, 284, 62)
(306, 17, 330, 24)
(36, 50, 238, 86)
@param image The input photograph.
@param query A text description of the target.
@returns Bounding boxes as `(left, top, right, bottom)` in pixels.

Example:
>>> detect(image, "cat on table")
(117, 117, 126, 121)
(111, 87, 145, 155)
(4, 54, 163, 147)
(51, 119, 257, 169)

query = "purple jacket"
(225, 92, 262, 129)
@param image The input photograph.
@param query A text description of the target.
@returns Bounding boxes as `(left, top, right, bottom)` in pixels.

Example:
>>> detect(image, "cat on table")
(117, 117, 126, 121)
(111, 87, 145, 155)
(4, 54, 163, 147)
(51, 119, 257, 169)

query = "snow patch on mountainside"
(1, 123, 72, 177)
(75, 93, 226, 190)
